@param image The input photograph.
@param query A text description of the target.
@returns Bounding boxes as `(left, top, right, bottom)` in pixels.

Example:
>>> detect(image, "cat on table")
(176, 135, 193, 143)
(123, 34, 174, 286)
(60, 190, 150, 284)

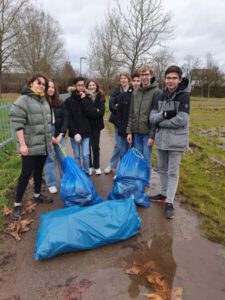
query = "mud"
(0, 128, 225, 300)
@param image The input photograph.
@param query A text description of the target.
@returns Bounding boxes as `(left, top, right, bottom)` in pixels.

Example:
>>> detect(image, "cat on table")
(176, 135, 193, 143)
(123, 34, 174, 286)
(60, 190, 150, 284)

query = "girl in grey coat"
(10, 73, 52, 220)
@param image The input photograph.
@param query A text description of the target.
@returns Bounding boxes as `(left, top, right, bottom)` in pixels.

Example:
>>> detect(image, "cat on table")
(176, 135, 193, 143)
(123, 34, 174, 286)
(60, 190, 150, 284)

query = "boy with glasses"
(127, 65, 161, 191)
(149, 65, 190, 219)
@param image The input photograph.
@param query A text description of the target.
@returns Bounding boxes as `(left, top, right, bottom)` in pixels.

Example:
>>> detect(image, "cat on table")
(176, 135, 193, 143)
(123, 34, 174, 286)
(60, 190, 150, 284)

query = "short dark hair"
(73, 76, 85, 85)
(28, 72, 49, 91)
(131, 71, 140, 79)
(165, 65, 183, 79)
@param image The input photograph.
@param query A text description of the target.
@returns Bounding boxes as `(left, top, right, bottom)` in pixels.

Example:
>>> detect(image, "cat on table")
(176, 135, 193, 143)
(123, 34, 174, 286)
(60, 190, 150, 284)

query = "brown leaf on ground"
(4, 219, 34, 241)
(125, 262, 142, 275)
(121, 260, 128, 269)
(143, 293, 164, 300)
(171, 287, 183, 300)
(23, 201, 37, 213)
(143, 260, 156, 272)
(3, 206, 13, 216)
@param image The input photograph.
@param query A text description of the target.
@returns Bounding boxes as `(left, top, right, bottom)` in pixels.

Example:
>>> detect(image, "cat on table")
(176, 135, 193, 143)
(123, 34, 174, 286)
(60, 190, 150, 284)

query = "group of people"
(105, 64, 190, 219)
(9, 63, 190, 220)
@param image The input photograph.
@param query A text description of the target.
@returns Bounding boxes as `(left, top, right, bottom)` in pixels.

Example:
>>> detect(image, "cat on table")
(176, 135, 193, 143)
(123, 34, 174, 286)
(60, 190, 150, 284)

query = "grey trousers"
(157, 150, 183, 204)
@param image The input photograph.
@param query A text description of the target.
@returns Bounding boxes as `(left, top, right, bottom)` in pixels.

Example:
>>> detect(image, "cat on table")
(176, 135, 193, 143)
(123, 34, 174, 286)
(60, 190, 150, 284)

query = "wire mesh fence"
(0, 100, 14, 150)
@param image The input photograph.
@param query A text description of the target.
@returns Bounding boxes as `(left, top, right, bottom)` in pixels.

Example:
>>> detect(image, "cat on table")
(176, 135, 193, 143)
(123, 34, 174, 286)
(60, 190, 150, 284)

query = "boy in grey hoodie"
(149, 65, 190, 219)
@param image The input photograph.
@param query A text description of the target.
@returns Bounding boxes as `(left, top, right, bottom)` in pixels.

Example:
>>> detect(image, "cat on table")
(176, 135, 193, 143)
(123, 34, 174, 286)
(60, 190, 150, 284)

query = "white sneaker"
(48, 186, 58, 194)
(89, 168, 93, 176)
(104, 166, 112, 174)
(95, 168, 102, 175)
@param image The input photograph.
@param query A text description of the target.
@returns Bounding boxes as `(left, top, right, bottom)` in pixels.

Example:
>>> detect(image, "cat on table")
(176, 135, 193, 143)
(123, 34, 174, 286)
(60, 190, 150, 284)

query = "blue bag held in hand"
(58, 144, 102, 207)
(108, 147, 150, 207)
(34, 197, 141, 260)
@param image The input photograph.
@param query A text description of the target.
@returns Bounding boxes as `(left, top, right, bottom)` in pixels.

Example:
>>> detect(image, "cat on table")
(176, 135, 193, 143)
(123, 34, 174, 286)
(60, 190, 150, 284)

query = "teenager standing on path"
(10, 73, 52, 220)
(104, 73, 130, 174)
(117, 72, 141, 158)
(149, 65, 190, 219)
(44, 80, 68, 194)
(127, 65, 161, 190)
(86, 79, 105, 175)
(65, 77, 103, 175)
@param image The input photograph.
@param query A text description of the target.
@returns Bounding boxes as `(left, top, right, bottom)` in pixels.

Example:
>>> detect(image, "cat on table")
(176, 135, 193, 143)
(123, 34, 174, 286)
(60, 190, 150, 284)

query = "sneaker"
(150, 194, 166, 202)
(164, 203, 175, 219)
(89, 168, 93, 176)
(34, 193, 53, 204)
(104, 166, 112, 174)
(12, 205, 22, 220)
(48, 186, 58, 194)
(95, 168, 102, 175)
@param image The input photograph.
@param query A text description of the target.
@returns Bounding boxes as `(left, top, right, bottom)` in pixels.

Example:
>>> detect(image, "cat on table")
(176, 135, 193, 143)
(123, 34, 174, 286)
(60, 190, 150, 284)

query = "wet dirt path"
(0, 128, 225, 300)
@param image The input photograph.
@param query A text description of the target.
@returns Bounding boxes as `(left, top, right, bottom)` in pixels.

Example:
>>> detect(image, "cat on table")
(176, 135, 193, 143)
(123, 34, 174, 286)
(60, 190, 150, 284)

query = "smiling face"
(30, 77, 46, 94)
(119, 75, 130, 88)
(165, 72, 182, 93)
(87, 81, 97, 93)
(47, 81, 55, 97)
(131, 76, 141, 91)
(140, 71, 152, 87)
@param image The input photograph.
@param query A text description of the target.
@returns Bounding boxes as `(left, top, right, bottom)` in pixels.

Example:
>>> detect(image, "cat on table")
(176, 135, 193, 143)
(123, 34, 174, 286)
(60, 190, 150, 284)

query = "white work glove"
(74, 134, 82, 143)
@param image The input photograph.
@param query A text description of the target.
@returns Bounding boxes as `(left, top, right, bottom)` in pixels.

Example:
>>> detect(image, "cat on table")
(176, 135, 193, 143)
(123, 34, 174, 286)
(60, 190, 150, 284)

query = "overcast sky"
(41, 0, 225, 72)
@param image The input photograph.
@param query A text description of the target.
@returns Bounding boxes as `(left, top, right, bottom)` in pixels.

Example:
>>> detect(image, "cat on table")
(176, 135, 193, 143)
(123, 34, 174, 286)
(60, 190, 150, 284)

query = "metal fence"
(0, 100, 14, 149)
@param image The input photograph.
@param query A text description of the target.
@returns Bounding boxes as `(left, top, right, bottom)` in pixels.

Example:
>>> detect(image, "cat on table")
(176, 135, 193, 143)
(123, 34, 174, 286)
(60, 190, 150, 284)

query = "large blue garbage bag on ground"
(108, 148, 150, 207)
(34, 198, 141, 260)
(60, 156, 102, 207)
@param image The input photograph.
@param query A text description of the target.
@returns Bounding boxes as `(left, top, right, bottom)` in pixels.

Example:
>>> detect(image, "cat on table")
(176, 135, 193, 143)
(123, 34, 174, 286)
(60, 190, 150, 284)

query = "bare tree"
(88, 18, 120, 94)
(182, 55, 201, 84)
(109, 0, 172, 72)
(152, 49, 175, 88)
(0, 0, 28, 95)
(13, 4, 66, 75)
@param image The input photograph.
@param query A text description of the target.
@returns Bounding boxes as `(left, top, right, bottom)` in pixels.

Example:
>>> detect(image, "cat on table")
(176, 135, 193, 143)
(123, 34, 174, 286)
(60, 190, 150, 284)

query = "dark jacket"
(88, 93, 105, 131)
(150, 78, 190, 151)
(117, 86, 133, 138)
(10, 89, 52, 155)
(108, 86, 121, 126)
(52, 103, 68, 137)
(127, 78, 161, 139)
(65, 91, 103, 138)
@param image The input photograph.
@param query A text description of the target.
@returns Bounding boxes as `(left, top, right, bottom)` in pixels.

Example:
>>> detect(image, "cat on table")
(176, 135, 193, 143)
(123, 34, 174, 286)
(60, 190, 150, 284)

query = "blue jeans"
(109, 126, 121, 169)
(120, 137, 129, 159)
(70, 137, 90, 174)
(44, 126, 66, 187)
(134, 133, 152, 186)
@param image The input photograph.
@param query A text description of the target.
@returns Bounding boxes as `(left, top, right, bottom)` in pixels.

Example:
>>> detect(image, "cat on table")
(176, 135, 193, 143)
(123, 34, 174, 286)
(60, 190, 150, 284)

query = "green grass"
(178, 98, 225, 243)
(0, 144, 20, 230)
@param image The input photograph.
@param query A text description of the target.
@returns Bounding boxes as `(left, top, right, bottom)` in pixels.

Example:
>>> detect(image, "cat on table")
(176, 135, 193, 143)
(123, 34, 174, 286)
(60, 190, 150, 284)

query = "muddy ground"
(0, 128, 225, 300)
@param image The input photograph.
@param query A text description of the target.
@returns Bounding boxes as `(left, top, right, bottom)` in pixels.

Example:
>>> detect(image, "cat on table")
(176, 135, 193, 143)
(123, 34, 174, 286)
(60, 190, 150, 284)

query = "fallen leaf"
(143, 260, 156, 272)
(3, 206, 12, 216)
(23, 201, 37, 213)
(125, 263, 142, 275)
(63, 279, 94, 300)
(121, 260, 128, 269)
(171, 287, 183, 300)
(143, 293, 164, 300)
(4, 219, 34, 241)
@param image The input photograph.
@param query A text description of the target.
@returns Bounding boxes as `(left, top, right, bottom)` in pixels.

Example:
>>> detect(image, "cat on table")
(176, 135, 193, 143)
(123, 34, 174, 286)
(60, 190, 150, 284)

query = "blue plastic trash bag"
(60, 156, 103, 207)
(34, 197, 141, 260)
(108, 148, 150, 207)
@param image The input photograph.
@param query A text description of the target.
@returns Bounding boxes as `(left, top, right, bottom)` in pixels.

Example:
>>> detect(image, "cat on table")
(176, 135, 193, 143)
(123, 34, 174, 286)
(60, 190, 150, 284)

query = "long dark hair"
(47, 80, 63, 107)
(86, 79, 106, 102)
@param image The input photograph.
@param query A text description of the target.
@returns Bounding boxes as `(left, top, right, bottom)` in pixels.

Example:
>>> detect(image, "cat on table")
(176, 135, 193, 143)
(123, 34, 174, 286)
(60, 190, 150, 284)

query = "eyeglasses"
(165, 77, 180, 81)
(140, 73, 151, 77)
(37, 80, 46, 87)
